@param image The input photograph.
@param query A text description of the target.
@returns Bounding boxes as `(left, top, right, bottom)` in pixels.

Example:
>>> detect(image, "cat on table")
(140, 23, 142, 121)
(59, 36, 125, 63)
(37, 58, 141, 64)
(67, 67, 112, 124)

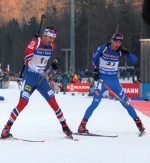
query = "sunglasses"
(115, 36, 122, 40)
(50, 29, 58, 35)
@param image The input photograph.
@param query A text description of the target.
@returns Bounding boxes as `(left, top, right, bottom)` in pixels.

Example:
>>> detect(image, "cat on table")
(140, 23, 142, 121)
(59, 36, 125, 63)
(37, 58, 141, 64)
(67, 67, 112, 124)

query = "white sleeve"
(28, 61, 39, 72)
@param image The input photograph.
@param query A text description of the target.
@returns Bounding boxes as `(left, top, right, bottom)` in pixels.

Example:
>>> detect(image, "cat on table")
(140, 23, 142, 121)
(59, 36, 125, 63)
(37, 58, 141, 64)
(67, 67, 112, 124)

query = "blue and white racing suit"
(83, 43, 139, 120)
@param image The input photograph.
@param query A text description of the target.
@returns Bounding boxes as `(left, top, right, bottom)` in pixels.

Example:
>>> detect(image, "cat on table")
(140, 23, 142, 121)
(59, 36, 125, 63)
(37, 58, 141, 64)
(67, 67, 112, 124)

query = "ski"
(0, 137, 45, 142)
(73, 133, 118, 138)
(139, 131, 146, 137)
(0, 136, 78, 142)
(13, 138, 45, 142)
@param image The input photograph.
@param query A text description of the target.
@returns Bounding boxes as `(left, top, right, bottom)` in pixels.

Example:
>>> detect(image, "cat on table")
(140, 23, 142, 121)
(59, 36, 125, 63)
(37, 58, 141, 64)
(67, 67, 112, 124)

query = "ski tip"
(73, 138, 79, 141)
(67, 135, 79, 141)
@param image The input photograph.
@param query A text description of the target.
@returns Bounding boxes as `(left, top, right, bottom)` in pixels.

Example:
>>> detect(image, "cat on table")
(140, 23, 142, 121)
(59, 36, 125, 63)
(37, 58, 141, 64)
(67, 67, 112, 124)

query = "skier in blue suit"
(78, 33, 145, 135)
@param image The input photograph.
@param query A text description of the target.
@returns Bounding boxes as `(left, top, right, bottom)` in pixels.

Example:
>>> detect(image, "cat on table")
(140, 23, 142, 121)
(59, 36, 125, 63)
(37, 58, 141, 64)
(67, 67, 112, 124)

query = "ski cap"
(44, 29, 58, 38)
(111, 33, 123, 42)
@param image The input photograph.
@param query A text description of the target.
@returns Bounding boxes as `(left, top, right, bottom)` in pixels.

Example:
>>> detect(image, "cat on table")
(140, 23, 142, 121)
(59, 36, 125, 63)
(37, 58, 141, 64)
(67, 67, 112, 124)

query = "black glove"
(119, 47, 129, 56)
(51, 62, 57, 70)
(93, 69, 99, 81)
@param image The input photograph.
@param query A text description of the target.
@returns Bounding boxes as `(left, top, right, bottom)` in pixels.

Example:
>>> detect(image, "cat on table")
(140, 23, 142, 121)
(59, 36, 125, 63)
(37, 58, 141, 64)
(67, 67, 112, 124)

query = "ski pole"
(31, 58, 61, 93)
(98, 79, 129, 106)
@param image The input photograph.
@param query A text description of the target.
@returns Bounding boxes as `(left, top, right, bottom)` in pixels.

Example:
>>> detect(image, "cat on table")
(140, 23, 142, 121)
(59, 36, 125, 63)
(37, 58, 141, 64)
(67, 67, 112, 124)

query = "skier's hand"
(51, 62, 57, 70)
(38, 69, 48, 78)
(119, 47, 129, 56)
(93, 69, 99, 81)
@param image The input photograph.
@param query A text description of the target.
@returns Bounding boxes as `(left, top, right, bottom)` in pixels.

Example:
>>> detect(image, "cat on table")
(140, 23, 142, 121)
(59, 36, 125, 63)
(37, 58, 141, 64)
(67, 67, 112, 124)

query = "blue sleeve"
(122, 52, 138, 64)
(127, 53, 138, 64)
(92, 44, 106, 69)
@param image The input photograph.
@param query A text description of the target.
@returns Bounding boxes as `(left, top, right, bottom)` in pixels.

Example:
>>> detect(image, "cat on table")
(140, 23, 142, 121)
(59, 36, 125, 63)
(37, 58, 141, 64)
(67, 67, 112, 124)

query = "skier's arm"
(24, 39, 39, 71)
(120, 48, 138, 64)
(126, 53, 138, 64)
(92, 44, 106, 68)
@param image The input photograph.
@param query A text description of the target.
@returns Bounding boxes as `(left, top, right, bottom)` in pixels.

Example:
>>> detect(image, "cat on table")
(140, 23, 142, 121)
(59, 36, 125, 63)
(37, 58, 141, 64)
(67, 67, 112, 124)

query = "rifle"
(20, 15, 46, 78)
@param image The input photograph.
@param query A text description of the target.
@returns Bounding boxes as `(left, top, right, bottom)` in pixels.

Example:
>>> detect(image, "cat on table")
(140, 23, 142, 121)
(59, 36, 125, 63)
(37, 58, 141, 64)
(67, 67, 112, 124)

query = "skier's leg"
(37, 79, 72, 136)
(78, 81, 106, 133)
(111, 79, 145, 133)
(1, 70, 38, 138)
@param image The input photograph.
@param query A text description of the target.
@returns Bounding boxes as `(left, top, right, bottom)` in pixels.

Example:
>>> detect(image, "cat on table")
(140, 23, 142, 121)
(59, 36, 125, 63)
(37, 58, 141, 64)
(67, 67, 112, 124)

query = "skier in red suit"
(1, 26, 72, 139)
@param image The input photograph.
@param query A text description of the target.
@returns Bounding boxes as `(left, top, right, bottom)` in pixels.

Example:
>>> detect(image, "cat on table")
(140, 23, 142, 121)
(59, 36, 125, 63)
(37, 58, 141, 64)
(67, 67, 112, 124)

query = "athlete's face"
(111, 41, 121, 51)
(43, 35, 55, 46)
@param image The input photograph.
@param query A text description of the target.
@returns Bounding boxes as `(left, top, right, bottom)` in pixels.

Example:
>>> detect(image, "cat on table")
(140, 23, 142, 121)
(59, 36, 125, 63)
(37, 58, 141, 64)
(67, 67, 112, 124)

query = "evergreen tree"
(7, 19, 23, 72)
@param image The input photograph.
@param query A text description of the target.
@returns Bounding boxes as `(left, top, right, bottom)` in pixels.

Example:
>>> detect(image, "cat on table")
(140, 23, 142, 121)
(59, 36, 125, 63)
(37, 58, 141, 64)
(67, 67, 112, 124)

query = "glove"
(93, 69, 99, 81)
(51, 62, 57, 70)
(119, 47, 129, 56)
(60, 120, 72, 136)
(38, 69, 48, 78)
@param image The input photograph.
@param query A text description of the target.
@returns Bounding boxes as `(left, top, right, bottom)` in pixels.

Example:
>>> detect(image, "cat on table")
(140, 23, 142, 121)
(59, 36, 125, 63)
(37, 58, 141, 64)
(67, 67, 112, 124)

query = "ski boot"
(78, 118, 89, 133)
(1, 121, 13, 139)
(134, 117, 145, 133)
(60, 120, 72, 136)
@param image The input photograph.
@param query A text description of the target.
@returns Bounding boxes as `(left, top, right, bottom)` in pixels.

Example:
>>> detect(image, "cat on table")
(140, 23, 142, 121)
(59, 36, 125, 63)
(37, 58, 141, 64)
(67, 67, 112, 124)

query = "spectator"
(78, 75, 82, 83)
(73, 73, 78, 83)
(127, 71, 130, 80)
(61, 74, 69, 93)
(87, 78, 91, 83)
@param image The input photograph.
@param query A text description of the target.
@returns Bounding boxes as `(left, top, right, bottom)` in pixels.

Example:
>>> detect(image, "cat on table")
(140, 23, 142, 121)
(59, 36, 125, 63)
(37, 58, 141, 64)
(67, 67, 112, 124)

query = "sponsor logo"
(109, 83, 140, 98)
(47, 90, 54, 96)
(123, 88, 138, 94)
(30, 41, 35, 46)
(28, 45, 34, 50)
(67, 84, 89, 91)
(94, 90, 100, 96)
(119, 89, 124, 96)
(94, 98, 99, 102)
(37, 48, 51, 52)
(25, 85, 32, 91)
(22, 91, 30, 99)
(103, 53, 119, 59)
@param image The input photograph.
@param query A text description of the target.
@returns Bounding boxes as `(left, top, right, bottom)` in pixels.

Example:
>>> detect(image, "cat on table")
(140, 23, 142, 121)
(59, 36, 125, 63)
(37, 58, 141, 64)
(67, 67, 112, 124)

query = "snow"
(0, 81, 150, 163)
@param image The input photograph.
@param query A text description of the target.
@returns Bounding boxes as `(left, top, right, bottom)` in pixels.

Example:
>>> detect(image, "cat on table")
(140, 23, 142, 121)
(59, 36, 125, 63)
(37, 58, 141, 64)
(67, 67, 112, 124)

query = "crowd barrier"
(51, 82, 150, 100)
(8, 76, 18, 81)
(51, 83, 60, 92)
(0, 81, 9, 89)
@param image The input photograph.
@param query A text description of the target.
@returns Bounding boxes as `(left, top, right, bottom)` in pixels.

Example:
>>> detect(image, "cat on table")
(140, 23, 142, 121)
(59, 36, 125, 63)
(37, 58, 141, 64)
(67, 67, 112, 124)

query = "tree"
(22, 17, 39, 41)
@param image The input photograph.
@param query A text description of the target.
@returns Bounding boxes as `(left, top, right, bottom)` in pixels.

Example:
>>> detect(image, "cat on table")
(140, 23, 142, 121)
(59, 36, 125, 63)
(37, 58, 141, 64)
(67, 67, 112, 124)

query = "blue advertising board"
(141, 83, 150, 100)
(0, 81, 2, 88)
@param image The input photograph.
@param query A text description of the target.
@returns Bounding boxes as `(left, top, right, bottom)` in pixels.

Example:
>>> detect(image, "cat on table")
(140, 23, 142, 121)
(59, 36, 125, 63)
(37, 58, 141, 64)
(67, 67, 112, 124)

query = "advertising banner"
(67, 83, 90, 92)
(109, 83, 140, 98)
(141, 83, 150, 100)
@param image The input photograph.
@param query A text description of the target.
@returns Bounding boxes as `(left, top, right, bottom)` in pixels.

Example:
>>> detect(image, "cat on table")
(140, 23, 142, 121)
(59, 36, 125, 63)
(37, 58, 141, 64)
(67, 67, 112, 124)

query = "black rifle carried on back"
(20, 15, 46, 78)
